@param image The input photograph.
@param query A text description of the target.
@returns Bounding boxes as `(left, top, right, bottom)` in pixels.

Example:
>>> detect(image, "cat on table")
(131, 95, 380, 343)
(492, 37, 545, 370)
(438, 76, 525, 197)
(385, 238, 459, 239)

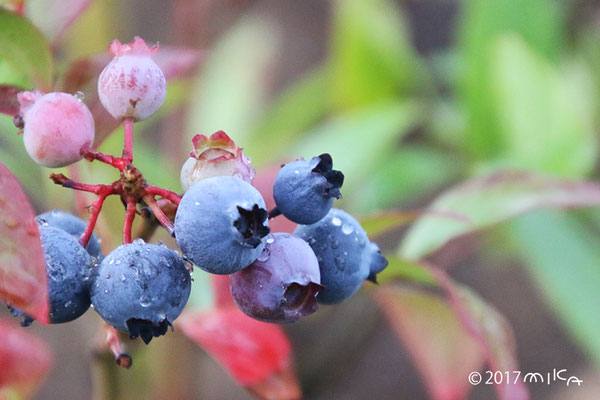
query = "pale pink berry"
(98, 36, 166, 121)
(180, 131, 255, 191)
(18, 91, 95, 168)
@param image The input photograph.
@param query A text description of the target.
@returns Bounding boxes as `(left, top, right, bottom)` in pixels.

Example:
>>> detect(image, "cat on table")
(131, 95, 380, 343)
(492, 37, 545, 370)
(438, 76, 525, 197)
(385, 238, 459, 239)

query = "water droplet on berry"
(257, 248, 270, 262)
(195, 202, 200, 206)
(307, 237, 316, 245)
(331, 217, 342, 226)
(64, 300, 72, 308)
(331, 240, 340, 249)
(294, 170, 300, 175)
(342, 224, 354, 235)
(266, 236, 275, 244)
(116, 260, 122, 265)
(335, 255, 346, 270)
(105, 274, 111, 279)
(109, 259, 115, 265)
(74, 91, 85, 101)
(120, 273, 126, 282)
(104, 289, 108, 294)
(140, 295, 152, 307)
(133, 238, 145, 245)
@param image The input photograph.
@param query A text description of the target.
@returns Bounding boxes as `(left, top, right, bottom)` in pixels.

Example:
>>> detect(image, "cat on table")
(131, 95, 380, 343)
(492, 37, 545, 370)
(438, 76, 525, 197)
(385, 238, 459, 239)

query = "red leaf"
(375, 285, 485, 400)
(0, 85, 22, 116)
(178, 308, 301, 399)
(0, 162, 49, 324)
(0, 318, 53, 398)
(253, 166, 297, 234)
(211, 275, 235, 308)
(25, 0, 96, 45)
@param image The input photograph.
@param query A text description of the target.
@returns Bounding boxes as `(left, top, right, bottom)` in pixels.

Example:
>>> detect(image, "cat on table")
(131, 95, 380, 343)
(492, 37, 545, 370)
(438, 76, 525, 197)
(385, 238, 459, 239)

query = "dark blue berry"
(36, 209, 102, 260)
(230, 233, 322, 323)
(42, 225, 94, 323)
(294, 208, 388, 304)
(273, 153, 344, 224)
(174, 176, 270, 274)
(89, 241, 191, 344)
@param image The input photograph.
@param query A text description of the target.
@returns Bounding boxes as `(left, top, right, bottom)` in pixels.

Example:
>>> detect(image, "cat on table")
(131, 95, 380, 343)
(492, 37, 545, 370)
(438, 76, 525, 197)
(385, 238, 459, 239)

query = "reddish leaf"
(178, 308, 301, 399)
(253, 166, 297, 234)
(375, 285, 485, 400)
(0, 318, 53, 398)
(153, 46, 204, 81)
(211, 275, 235, 308)
(0, 85, 23, 116)
(0, 162, 49, 324)
(25, 0, 96, 45)
(432, 268, 530, 400)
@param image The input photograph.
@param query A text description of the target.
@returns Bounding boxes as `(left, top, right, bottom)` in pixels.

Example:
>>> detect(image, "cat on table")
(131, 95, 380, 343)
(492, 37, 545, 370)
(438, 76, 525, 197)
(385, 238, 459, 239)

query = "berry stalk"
(143, 194, 175, 236)
(122, 118, 134, 162)
(123, 199, 137, 244)
(79, 186, 114, 247)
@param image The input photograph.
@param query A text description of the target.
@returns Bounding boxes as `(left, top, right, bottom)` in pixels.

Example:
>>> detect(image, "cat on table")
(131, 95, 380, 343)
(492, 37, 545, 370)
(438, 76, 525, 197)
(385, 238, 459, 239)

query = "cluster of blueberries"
(10, 154, 387, 344)
(6, 37, 388, 344)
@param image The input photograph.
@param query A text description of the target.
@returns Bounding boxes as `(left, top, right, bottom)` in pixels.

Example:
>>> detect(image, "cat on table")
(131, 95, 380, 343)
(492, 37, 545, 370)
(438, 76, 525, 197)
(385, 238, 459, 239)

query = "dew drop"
(120, 273, 126, 282)
(104, 289, 108, 294)
(64, 300, 72, 308)
(342, 224, 354, 235)
(105, 274, 111, 279)
(109, 259, 115, 265)
(307, 237, 316, 246)
(266, 236, 275, 244)
(294, 170, 300, 175)
(133, 238, 145, 245)
(115, 260, 121, 265)
(257, 249, 270, 262)
(331, 240, 340, 249)
(335, 255, 346, 270)
(140, 295, 152, 307)
(74, 91, 85, 101)
(195, 201, 200, 206)
(331, 217, 342, 227)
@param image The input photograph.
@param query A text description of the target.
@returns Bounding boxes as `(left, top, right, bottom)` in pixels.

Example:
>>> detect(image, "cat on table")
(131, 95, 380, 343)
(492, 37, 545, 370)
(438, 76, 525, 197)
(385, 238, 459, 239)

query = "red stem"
(82, 148, 128, 171)
(79, 186, 114, 247)
(122, 118, 134, 162)
(143, 194, 175, 236)
(104, 324, 132, 369)
(144, 186, 182, 206)
(123, 199, 137, 244)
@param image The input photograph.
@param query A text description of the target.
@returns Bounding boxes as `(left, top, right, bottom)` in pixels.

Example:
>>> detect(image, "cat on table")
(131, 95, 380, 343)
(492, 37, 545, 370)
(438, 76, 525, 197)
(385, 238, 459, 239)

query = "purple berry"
(273, 153, 343, 224)
(230, 233, 322, 323)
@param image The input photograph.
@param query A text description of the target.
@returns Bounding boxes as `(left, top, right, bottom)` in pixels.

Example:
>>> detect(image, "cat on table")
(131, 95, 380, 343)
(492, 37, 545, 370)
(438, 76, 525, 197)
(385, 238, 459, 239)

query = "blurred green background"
(2, 0, 600, 399)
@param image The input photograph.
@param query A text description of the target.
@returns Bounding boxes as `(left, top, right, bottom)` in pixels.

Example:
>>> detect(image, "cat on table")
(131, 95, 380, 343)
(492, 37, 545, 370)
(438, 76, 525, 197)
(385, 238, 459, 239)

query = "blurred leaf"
(432, 268, 529, 400)
(185, 14, 281, 148)
(352, 146, 462, 213)
(360, 211, 419, 239)
(375, 285, 484, 400)
(508, 210, 600, 365)
(329, 0, 425, 110)
(490, 35, 597, 177)
(178, 308, 301, 399)
(400, 171, 600, 260)
(376, 255, 437, 286)
(25, 0, 95, 45)
(290, 100, 421, 193)
(0, 8, 53, 89)
(0, 318, 53, 399)
(458, 0, 565, 159)
(246, 68, 329, 166)
(0, 115, 42, 193)
(0, 162, 49, 324)
(0, 84, 21, 115)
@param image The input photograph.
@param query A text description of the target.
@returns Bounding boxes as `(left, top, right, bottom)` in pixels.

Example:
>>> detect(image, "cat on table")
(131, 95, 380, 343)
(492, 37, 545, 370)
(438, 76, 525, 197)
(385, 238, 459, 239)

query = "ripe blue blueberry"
(36, 209, 102, 260)
(273, 153, 344, 224)
(90, 241, 192, 344)
(294, 208, 388, 304)
(174, 176, 270, 275)
(230, 233, 322, 323)
(19, 225, 93, 324)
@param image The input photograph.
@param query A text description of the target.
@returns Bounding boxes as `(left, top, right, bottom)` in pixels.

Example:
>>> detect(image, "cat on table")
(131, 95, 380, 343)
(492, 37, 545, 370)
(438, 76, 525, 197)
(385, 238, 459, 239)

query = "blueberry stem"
(144, 185, 181, 206)
(268, 206, 281, 219)
(123, 198, 137, 244)
(122, 118, 134, 162)
(143, 194, 175, 236)
(79, 186, 114, 248)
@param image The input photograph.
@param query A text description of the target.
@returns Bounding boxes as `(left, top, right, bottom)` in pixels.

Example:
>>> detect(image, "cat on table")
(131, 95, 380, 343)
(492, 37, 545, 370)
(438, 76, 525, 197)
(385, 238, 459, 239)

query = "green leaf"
(329, 0, 426, 110)
(245, 68, 329, 166)
(490, 35, 597, 178)
(457, 0, 565, 159)
(185, 13, 281, 149)
(288, 100, 422, 195)
(508, 210, 600, 366)
(376, 255, 437, 286)
(0, 8, 53, 89)
(400, 171, 600, 260)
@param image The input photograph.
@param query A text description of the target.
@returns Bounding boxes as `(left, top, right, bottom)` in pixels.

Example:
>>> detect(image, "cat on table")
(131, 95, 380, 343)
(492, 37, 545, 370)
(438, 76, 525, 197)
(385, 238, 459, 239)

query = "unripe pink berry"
(18, 91, 95, 168)
(98, 37, 166, 121)
(180, 131, 255, 191)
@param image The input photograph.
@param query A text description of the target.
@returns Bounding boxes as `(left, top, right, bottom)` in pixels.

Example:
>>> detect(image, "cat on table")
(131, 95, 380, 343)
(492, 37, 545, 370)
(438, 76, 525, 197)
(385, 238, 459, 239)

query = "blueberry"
(174, 176, 270, 275)
(42, 226, 93, 323)
(273, 153, 344, 224)
(36, 209, 103, 260)
(230, 233, 322, 323)
(294, 208, 388, 304)
(90, 241, 191, 344)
